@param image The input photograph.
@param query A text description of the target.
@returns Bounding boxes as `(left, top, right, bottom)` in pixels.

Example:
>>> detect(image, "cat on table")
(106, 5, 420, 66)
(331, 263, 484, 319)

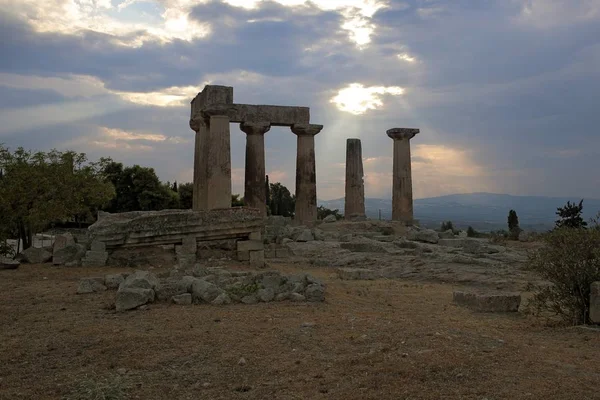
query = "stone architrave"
(240, 122, 271, 215)
(387, 128, 420, 223)
(291, 124, 323, 225)
(344, 138, 365, 219)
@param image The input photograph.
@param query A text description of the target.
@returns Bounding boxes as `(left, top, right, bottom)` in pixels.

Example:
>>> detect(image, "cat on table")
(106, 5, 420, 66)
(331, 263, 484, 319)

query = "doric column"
(387, 128, 420, 223)
(190, 118, 208, 210)
(205, 115, 232, 209)
(240, 121, 271, 216)
(291, 124, 324, 225)
(345, 138, 365, 220)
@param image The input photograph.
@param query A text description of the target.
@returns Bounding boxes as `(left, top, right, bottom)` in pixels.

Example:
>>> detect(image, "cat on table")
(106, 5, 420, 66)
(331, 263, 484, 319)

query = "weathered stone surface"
(53, 233, 75, 253)
(212, 292, 232, 305)
(81, 250, 109, 267)
(53, 243, 85, 265)
(275, 292, 289, 301)
(388, 128, 419, 223)
(305, 284, 325, 302)
(345, 138, 366, 220)
(339, 234, 353, 242)
(237, 240, 263, 252)
(90, 240, 106, 252)
(249, 250, 265, 267)
(296, 229, 314, 242)
(337, 268, 376, 280)
(20, 247, 52, 264)
(178, 276, 197, 293)
(438, 230, 455, 239)
(406, 228, 439, 244)
(192, 279, 223, 303)
(116, 288, 154, 312)
(119, 270, 160, 291)
(340, 241, 387, 253)
(104, 274, 125, 290)
(237, 251, 250, 261)
(77, 277, 107, 294)
(590, 282, 600, 324)
(437, 239, 499, 255)
(257, 288, 275, 302)
(453, 291, 521, 312)
(172, 293, 192, 305)
(155, 280, 188, 301)
(241, 295, 259, 304)
(289, 293, 306, 302)
(195, 103, 311, 126)
(323, 215, 337, 223)
(260, 272, 283, 291)
(312, 228, 325, 241)
(88, 209, 264, 250)
(0, 256, 19, 270)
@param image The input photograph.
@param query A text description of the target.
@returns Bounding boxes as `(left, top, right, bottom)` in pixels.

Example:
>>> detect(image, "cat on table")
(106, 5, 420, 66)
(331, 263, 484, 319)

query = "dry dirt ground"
(1, 263, 599, 400)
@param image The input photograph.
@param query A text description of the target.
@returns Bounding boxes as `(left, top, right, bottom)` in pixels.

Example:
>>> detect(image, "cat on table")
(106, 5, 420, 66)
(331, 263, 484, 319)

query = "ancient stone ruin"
(344, 138, 366, 220)
(189, 85, 324, 225)
(387, 128, 420, 224)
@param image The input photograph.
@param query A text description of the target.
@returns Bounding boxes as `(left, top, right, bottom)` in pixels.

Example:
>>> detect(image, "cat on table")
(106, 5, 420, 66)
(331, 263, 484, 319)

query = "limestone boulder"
(406, 228, 439, 244)
(104, 274, 125, 290)
(20, 247, 53, 264)
(119, 270, 160, 291)
(154, 279, 188, 302)
(257, 288, 275, 302)
(116, 288, 155, 312)
(53, 243, 85, 266)
(212, 292, 232, 305)
(312, 228, 325, 241)
(453, 291, 521, 312)
(53, 233, 75, 252)
(295, 229, 314, 242)
(172, 293, 192, 305)
(77, 277, 107, 294)
(305, 284, 325, 302)
(0, 256, 19, 270)
(191, 279, 224, 303)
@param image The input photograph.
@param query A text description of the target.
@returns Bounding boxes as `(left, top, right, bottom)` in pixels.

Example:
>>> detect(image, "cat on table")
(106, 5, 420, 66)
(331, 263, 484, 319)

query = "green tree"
(317, 206, 343, 220)
(555, 199, 587, 229)
(265, 175, 271, 215)
(268, 182, 295, 217)
(101, 162, 178, 213)
(467, 226, 476, 237)
(440, 221, 454, 232)
(177, 182, 194, 209)
(0, 146, 114, 250)
(508, 209, 521, 239)
(232, 194, 244, 207)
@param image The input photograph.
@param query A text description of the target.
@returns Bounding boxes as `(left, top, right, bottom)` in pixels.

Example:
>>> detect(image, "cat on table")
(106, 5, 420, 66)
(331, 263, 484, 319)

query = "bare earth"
(1, 262, 599, 400)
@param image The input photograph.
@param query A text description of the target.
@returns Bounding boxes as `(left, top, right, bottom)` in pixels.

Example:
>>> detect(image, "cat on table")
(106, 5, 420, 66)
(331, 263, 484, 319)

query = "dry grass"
(0, 264, 598, 400)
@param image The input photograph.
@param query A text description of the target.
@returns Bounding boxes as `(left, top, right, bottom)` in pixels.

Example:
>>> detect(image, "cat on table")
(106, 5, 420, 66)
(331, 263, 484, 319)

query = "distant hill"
(318, 192, 600, 232)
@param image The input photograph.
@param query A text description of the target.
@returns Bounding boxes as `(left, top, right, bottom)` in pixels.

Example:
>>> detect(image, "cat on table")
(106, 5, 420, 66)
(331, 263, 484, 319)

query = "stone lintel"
(193, 104, 311, 127)
(387, 128, 420, 140)
(291, 123, 324, 136)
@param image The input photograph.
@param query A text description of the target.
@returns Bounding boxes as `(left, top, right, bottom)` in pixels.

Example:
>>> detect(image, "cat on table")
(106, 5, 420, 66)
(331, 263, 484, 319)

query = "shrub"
(488, 230, 508, 244)
(526, 228, 600, 325)
(466, 226, 477, 237)
(555, 199, 587, 229)
(440, 221, 454, 232)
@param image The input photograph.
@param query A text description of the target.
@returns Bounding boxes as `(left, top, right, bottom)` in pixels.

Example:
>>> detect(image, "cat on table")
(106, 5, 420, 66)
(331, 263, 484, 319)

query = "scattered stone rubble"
(0, 256, 20, 270)
(77, 267, 326, 312)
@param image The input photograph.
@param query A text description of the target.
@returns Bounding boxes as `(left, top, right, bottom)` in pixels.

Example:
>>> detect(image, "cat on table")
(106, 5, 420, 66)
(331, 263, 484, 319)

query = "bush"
(440, 221, 454, 232)
(526, 228, 600, 325)
(488, 230, 508, 244)
(466, 226, 476, 237)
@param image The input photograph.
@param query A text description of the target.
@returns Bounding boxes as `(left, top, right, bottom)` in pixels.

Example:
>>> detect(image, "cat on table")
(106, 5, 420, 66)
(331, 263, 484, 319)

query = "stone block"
(53, 233, 75, 253)
(590, 282, 600, 324)
(81, 250, 108, 267)
(77, 277, 107, 294)
(237, 251, 250, 261)
(119, 270, 160, 291)
(265, 250, 276, 258)
(305, 284, 325, 302)
(249, 250, 265, 267)
(295, 229, 314, 242)
(453, 291, 521, 313)
(337, 268, 376, 280)
(249, 231, 261, 241)
(104, 274, 125, 290)
(172, 293, 192, 305)
(116, 288, 154, 312)
(275, 248, 290, 258)
(20, 247, 52, 264)
(53, 243, 85, 265)
(90, 240, 106, 252)
(237, 240, 264, 252)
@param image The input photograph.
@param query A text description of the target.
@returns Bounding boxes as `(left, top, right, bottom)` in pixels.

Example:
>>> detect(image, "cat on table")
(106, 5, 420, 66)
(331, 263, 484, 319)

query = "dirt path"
(0, 264, 598, 400)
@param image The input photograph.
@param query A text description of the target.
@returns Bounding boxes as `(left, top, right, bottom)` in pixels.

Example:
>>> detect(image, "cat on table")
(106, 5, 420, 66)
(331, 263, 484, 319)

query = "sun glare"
(330, 83, 404, 115)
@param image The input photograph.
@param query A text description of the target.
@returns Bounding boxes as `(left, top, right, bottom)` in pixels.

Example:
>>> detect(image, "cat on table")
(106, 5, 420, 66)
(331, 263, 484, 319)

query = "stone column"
(205, 115, 232, 209)
(240, 122, 271, 215)
(345, 138, 365, 220)
(387, 128, 420, 223)
(291, 124, 324, 225)
(190, 119, 208, 210)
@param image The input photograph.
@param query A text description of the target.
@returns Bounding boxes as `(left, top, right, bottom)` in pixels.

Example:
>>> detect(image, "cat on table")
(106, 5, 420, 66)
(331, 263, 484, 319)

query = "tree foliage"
(507, 209, 521, 239)
(317, 206, 343, 220)
(526, 227, 600, 325)
(268, 182, 295, 217)
(466, 226, 477, 237)
(101, 161, 178, 213)
(177, 182, 194, 209)
(440, 221, 454, 232)
(555, 199, 587, 229)
(0, 146, 114, 249)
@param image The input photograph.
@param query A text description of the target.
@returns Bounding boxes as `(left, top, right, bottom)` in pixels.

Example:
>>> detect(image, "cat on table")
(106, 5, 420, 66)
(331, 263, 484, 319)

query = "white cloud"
(514, 0, 600, 28)
(330, 83, 404, 115)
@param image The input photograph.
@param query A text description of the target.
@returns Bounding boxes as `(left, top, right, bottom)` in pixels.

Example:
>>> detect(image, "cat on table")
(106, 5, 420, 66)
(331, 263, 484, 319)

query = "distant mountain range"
(318, 192, 600, 232)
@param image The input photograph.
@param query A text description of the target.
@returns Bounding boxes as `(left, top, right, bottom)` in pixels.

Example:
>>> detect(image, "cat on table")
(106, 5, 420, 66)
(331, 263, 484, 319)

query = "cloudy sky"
(1, 0, 599, 200)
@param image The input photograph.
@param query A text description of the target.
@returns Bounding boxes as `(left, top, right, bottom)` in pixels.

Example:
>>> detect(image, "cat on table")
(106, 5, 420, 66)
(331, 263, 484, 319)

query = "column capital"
(387, 128, 419, 141)
(291, 123, 323, 137)
(240, 121, 271, 135)
(189, 118, 207, 132)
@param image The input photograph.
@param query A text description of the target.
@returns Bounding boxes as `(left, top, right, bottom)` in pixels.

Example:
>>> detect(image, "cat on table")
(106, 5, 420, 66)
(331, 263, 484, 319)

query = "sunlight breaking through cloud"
(330, 83, 404, 115)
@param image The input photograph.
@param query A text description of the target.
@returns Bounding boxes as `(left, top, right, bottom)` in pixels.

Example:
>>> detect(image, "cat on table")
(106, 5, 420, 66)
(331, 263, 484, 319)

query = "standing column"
(240, 121, 271, 215)
(291, 124, 324, 225)
(387, 128, 420, 223)
(345, 138, 365, 220)
(191, 119, 208, 210)
(205, 115, 232, 209)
